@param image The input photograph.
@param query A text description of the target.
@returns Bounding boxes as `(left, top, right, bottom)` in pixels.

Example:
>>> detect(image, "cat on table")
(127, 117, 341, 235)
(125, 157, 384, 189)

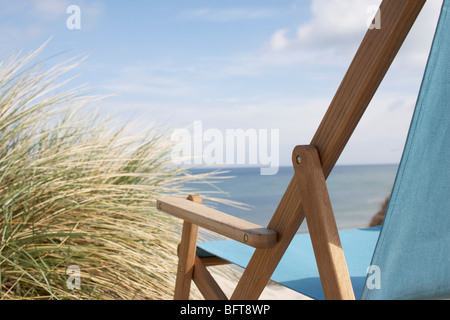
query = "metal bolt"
(244, 234, 249, 243)
(296, 155, 302, 165)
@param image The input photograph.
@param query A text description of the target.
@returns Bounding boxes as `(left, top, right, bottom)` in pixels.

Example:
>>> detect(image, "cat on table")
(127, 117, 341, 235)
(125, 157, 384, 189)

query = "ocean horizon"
(187, 164, 398, 233)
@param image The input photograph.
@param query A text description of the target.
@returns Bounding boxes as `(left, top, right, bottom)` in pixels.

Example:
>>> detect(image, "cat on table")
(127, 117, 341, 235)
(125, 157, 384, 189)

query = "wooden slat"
(231, 0, 425, 300)
(200, 256, 231, 267)
(158, 196, 277, 249)
(293, 146, 355, 300)
(193, 256, 228, 300)
(174, 221, 198, 300)
(174, 196, 202, 300)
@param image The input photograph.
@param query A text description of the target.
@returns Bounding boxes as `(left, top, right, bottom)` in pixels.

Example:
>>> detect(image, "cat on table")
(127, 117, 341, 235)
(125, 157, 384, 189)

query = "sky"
(0, 0, 444, 168)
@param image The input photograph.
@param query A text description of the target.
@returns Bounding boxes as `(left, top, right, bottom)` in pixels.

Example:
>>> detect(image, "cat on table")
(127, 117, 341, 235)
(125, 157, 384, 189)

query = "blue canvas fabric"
(361, 0, 450, 300)
(198, 0, 450, 300)
(198, 227, 381, 300)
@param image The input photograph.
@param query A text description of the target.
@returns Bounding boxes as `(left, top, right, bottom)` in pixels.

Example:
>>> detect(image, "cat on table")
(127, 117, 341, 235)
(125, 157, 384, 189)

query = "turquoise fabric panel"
(198, 227, 380, 300)
(361, 0, 450, 300)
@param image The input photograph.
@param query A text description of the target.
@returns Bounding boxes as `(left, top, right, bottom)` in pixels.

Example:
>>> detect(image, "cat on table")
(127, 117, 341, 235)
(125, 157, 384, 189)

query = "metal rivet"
(296, 155, 302, 165)
(244, 234, 249, 243)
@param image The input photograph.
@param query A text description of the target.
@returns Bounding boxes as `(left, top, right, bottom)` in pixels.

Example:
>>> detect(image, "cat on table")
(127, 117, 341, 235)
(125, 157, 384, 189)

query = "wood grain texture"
(193, 256, 228, 300)
(173, 196, 202, 300)
(158, 196, 277, 249)
(200, 256, 231, 267)
(293, 146, 354, 300)
(174, 221, 198, 299)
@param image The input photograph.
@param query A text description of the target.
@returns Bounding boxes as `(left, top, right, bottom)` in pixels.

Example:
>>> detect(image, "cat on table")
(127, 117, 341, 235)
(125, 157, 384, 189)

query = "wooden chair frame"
(157, 0, 426, 300)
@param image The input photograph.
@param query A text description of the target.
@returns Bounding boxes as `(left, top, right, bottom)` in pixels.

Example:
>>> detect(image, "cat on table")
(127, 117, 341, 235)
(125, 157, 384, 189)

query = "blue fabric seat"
(198, 0, 450, 300)
(198, 227, 380, 300)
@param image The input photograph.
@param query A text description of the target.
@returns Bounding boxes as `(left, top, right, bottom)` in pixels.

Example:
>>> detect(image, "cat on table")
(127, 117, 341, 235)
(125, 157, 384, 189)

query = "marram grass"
(0, 45, 231, 300)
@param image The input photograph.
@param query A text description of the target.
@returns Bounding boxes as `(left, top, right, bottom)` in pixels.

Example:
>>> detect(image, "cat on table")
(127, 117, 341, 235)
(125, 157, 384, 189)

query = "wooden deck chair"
(157, 0, 450, 300)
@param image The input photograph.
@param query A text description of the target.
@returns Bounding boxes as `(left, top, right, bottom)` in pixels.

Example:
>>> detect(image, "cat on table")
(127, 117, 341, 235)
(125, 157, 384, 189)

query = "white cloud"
(32, 0, 71, 21)
(269, 29, 289, 51)
(258, 0, 382, 66)
(297, 0, 380, 46)
(201, 0, 383, 75)
(391, 0, 443, 69)
(238, 0, 442, 72)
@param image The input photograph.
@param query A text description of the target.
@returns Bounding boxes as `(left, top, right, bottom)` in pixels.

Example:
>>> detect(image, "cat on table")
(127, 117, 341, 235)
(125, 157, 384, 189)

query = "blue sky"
(0, 0, 444, 167)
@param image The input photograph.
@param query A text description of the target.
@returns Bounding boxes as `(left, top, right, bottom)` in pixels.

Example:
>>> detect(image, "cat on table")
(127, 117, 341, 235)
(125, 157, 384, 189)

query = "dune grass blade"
(0, 46, 232, 300)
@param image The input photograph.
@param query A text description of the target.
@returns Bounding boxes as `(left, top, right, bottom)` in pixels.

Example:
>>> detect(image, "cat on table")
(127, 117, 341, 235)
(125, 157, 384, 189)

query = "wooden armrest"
(157, 196, 277, 249)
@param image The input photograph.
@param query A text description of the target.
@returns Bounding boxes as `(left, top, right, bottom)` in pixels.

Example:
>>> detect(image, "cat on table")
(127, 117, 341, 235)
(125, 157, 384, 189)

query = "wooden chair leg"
(174, 195, 202, 300)
(293, 146, 355, 300)
(174, 221, 198, 300)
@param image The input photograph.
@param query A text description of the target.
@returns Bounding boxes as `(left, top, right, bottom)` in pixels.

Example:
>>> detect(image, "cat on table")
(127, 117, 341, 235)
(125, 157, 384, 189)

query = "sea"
(187, 164, 398, 234)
